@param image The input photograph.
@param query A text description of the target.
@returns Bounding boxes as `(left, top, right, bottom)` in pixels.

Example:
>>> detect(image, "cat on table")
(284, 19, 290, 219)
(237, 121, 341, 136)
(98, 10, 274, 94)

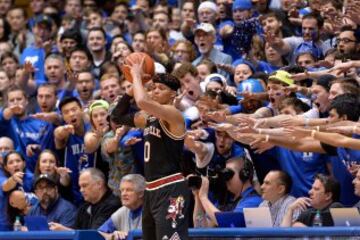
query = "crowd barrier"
(2, 228, 360, 240)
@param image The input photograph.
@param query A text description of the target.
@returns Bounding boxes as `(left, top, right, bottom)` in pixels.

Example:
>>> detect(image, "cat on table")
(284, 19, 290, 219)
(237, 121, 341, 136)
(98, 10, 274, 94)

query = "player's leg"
(142, 191, 157, 240)
(154, 182, 190, 240)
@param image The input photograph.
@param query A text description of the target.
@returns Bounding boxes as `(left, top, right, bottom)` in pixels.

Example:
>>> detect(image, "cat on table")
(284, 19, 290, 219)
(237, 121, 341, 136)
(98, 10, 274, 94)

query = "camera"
(187, 167, 235, 190)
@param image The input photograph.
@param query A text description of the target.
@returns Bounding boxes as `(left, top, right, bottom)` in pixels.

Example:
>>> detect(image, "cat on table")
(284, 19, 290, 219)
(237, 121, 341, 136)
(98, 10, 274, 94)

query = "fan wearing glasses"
(336, 26, 359, 55)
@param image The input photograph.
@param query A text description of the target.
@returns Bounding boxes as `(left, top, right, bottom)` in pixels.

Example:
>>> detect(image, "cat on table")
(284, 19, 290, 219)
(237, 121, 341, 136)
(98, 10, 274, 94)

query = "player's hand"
(26, 144, 41, 157)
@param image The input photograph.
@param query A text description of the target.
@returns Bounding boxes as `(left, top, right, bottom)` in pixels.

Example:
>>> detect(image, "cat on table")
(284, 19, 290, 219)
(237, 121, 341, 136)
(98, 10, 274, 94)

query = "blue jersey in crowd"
(0, 112, 55, 172)
(63, 122, 95, 205)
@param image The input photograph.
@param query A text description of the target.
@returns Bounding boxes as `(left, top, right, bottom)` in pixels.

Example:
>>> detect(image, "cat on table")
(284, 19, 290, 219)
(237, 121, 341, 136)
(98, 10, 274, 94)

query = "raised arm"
(129, 60, 185, 136)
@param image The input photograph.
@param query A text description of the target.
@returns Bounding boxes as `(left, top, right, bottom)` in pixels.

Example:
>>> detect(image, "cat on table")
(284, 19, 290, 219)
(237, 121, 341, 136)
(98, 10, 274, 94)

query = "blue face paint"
(311, 30, 318, 41)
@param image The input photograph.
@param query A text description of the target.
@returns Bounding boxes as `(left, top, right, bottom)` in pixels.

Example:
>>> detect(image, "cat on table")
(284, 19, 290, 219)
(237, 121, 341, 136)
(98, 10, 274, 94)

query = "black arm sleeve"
(110, 94, 136, 127)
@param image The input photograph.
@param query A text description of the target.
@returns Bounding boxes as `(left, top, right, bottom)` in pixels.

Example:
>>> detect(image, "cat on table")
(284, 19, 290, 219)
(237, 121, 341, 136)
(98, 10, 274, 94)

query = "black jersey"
(143, 116, 184, 181)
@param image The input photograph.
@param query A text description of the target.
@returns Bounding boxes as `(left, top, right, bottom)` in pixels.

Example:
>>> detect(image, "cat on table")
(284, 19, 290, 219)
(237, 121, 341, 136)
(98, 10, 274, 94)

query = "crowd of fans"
(1, 0, 360, 238)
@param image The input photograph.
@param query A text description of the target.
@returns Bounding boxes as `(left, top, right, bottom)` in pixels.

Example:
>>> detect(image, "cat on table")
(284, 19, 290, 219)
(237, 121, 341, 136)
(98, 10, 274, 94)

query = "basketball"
(121, 52, 155, 83)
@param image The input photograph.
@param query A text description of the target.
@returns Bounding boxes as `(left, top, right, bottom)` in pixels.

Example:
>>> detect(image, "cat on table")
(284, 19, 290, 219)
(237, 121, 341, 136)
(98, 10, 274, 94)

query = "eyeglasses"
(336, 38, 357, 44)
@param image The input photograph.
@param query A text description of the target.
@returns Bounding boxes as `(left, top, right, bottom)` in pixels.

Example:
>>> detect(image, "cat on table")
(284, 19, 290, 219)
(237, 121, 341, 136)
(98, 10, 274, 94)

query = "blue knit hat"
(232, 0, 252, 11)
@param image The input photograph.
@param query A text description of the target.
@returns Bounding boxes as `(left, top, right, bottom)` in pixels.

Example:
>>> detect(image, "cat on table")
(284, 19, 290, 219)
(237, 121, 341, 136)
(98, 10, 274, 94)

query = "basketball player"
(110, 59, 189, 240)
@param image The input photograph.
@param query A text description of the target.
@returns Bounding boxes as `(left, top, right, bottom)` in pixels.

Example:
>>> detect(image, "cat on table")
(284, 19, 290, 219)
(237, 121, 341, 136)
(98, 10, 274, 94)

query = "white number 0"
(144, 141, 150, 162)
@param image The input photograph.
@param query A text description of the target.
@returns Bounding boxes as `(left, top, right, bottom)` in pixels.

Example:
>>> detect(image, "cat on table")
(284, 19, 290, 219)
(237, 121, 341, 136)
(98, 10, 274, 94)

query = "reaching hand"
(124, 137, 142, 146)
(217, 64, 235, 74)
(9, 105, 24, 115)
(26, 144, 41, 157)
(12, 172, 24, 185)
(284, 127, 312, 139)
(205, 110, 226, 123)
(56, 167, 72, 177)
(63, 124, 75, 135)
(325, 125, 354, 135)
(208, 122, 234, 132)
(174, 90, 186, 109)
(115, 126, 128, 140)
(23, 61, 36, 74)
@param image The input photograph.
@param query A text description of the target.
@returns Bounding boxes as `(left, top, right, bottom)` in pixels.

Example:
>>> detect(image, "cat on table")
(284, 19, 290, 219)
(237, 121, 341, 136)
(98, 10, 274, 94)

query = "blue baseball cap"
(232, 0, 253, 11)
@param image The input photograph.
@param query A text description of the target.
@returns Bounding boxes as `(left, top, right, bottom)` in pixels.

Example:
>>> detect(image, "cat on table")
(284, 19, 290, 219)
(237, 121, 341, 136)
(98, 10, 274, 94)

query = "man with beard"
(28, 174, 76, 227)
(192, 23, 232, 79)
(87, 27, 110, 80)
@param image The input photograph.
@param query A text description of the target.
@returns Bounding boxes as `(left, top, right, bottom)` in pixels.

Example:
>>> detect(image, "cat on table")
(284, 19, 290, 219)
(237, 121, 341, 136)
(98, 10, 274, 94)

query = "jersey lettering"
(144, 126, 161, 138)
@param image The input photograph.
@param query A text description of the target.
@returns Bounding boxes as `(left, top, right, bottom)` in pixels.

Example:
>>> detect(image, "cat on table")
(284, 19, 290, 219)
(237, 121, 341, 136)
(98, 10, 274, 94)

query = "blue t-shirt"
(275, 147, 328, 197)
(233, 187, 262, 213)
(0, 111, 55, 172)
(20, 46, 46, 86)
(322, 139, 360, 206)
